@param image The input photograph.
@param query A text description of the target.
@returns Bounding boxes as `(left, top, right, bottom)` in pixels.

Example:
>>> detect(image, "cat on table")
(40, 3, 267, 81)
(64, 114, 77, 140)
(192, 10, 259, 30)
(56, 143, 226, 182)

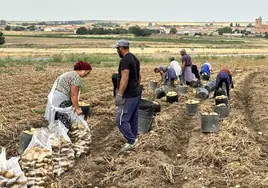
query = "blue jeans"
(116, 95, 140, 144)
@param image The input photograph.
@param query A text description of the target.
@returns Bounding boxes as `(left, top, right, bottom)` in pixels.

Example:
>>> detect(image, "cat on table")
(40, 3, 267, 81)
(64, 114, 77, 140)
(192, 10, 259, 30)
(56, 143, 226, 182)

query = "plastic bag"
(69, 113, 92, 157)
(24, 128, 53, 153)
(0, 147, 7, 171)
(48, 121, 75, 177)
(20, 128, 54, 187)
(0, 148, 27, 188)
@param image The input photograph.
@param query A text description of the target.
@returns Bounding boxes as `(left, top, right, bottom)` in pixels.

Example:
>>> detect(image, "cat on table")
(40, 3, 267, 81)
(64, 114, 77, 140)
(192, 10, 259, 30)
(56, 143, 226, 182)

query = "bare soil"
(1, 63, 268, 188)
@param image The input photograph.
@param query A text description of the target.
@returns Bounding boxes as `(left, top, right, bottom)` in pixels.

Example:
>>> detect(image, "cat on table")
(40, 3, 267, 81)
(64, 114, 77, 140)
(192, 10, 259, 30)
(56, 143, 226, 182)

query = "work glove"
(115, 94, 124, 106)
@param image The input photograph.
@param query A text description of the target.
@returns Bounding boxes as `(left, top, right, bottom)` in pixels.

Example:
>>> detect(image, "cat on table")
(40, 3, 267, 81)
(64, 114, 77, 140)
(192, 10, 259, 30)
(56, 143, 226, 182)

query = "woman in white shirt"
(169, 57, 182, 83)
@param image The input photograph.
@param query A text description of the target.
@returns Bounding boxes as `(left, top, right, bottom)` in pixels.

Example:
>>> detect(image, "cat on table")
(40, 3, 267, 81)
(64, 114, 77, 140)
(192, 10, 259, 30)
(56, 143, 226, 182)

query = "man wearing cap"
(180, 49, 194, 85)
(169, 57, 181, 84)
(154, 66, 177, 87)
(114, 39, 141, 152)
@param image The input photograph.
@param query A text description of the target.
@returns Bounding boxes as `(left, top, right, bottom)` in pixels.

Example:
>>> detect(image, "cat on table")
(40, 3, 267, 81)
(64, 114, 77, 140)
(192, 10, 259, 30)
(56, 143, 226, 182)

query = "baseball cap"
(113, 39, 130, 48)
(180, 49, 186, 53)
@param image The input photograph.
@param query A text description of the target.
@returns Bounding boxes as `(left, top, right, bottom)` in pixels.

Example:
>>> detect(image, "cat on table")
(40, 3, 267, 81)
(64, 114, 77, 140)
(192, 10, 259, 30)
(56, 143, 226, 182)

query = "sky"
(1, 0, 268, 22)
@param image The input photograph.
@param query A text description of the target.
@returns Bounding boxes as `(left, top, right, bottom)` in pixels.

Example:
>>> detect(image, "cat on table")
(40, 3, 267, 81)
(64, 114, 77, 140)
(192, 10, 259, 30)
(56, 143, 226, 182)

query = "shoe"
(120, 139, 137, 152)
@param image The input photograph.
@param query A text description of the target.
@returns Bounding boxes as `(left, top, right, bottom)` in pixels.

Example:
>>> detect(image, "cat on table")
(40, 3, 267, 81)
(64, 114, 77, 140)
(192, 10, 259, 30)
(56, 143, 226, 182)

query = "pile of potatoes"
(215, 95, 227, 99)
(201, 112, 219, 116)
(69, 123, 92, 158)
(50, 135, 75, 177)
(20, 147, 53, 188)
(0, 167, 27, 188)
(166, 91, 178, 97)
(186, 99, 200, 104)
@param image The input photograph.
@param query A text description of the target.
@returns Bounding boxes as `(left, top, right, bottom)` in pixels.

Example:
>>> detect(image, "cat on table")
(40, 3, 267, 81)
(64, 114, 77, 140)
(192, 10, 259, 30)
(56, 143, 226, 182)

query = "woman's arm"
(71, 85, 82, 115)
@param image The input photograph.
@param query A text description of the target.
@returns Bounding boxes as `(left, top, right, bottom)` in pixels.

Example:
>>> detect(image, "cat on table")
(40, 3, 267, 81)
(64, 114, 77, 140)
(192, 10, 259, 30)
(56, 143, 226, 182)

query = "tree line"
(76, 26, 160, 37)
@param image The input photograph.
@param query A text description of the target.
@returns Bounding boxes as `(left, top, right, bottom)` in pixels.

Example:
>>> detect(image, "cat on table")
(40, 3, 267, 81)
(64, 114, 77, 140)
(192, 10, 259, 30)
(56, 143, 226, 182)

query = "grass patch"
(5, 34, 245, 45)
(35, 64, 45, 71)
(31, 108, 45, 114)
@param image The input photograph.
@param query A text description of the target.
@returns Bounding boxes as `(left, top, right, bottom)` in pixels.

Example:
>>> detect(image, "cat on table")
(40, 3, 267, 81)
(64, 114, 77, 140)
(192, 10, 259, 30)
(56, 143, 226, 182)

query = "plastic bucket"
(139, 99, 161, 114)
(155, 85, 168, 99)
(79, 102, 91, 119)
(214, 105, 230, 120)
(204, 80, 216, 93)
(138, 109, 154, 134)
(166, 92, 179, 103)
(196, 87, 209, 100)
(186, 103, 198, 116)
(18, 131, 33, 155)
(149, 80, 158, 90)
(176, 85, 188, 94)
(201, 114, 220, 133)
(215, 97, 228, 105)
(215, 88, 227, 97)
(202, 74, 210, 81)
(155, 88, 166, 99)
(190, 80, 202, 88)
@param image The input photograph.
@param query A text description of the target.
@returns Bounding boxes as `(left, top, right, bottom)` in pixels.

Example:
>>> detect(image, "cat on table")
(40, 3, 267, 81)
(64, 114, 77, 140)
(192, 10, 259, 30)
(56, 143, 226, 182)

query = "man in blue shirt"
(200, 61, 211, 81)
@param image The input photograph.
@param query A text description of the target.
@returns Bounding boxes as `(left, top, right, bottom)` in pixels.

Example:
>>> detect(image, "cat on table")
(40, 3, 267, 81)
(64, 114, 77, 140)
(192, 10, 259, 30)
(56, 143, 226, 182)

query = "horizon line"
(4, 19, 257, 23)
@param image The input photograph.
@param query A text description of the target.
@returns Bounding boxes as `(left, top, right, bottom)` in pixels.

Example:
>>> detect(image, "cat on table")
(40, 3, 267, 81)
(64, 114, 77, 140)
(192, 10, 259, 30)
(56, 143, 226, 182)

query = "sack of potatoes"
(48, 121, 75, 177)
(20, 147, 53, 188)
(20, 128, 54, 188)
(69, 122, 92, 158)
(50, 135, 75, 177)
(0, 148, 27, 188)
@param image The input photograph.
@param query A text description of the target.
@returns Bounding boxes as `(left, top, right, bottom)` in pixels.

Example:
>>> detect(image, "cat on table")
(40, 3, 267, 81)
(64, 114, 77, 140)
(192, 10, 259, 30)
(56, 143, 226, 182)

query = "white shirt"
(170, 60, 181, 76)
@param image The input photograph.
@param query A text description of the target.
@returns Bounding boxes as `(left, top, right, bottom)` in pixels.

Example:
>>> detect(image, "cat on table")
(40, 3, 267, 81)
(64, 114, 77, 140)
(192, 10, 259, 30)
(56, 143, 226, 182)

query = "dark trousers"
(112, 73, 118, 98)
(116, 96, 140, 144)
(214, 78, 230, 98)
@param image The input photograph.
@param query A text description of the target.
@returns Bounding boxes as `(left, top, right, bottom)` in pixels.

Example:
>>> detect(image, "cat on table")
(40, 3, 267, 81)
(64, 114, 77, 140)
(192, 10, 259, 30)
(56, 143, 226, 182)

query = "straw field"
(1, 51, 268, 187)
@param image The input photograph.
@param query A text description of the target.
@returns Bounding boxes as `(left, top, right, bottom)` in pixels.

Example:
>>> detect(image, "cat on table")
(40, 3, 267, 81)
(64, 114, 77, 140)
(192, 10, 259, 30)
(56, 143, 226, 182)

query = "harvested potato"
(215, 95, 227, 99)
(50, 134, 75, 177)
(166, 91, 178, 97)
(186, 99, 200, 104)
(69, 123, 92, 158)
(21, 146, 53, 187)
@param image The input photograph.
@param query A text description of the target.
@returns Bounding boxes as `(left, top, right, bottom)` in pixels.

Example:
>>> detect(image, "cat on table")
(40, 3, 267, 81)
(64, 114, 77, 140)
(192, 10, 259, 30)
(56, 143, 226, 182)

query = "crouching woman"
(44, 61, 92, 129)
(213, 68, 234, 98)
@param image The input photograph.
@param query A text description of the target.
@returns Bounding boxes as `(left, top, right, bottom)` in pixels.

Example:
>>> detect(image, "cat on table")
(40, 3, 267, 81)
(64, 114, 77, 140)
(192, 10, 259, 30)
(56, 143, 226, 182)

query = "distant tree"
(4, 25, 11, 31)
(27, 25, 36, 31)
(0, 32, 5, 45)
(38, 22, 47, 25)
(217, 27, 232, 35)
(13, 26, 25, 31)
(76, 27, 88, 35)
(129, 26, 152, 37)
(169, 27, 177, 34)
(194, 32, 203, 36)
(22, 22, 29, 26)
(230, 23, 233, 27)
(148, 22, 152, 27)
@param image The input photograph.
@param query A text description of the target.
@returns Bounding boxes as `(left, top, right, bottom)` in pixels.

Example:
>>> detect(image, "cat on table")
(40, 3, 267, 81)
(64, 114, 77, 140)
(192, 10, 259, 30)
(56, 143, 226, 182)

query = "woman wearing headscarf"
(213, 67, 234, 98)
(180, 49, 194, 85)
(44, 61, 92, 129)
